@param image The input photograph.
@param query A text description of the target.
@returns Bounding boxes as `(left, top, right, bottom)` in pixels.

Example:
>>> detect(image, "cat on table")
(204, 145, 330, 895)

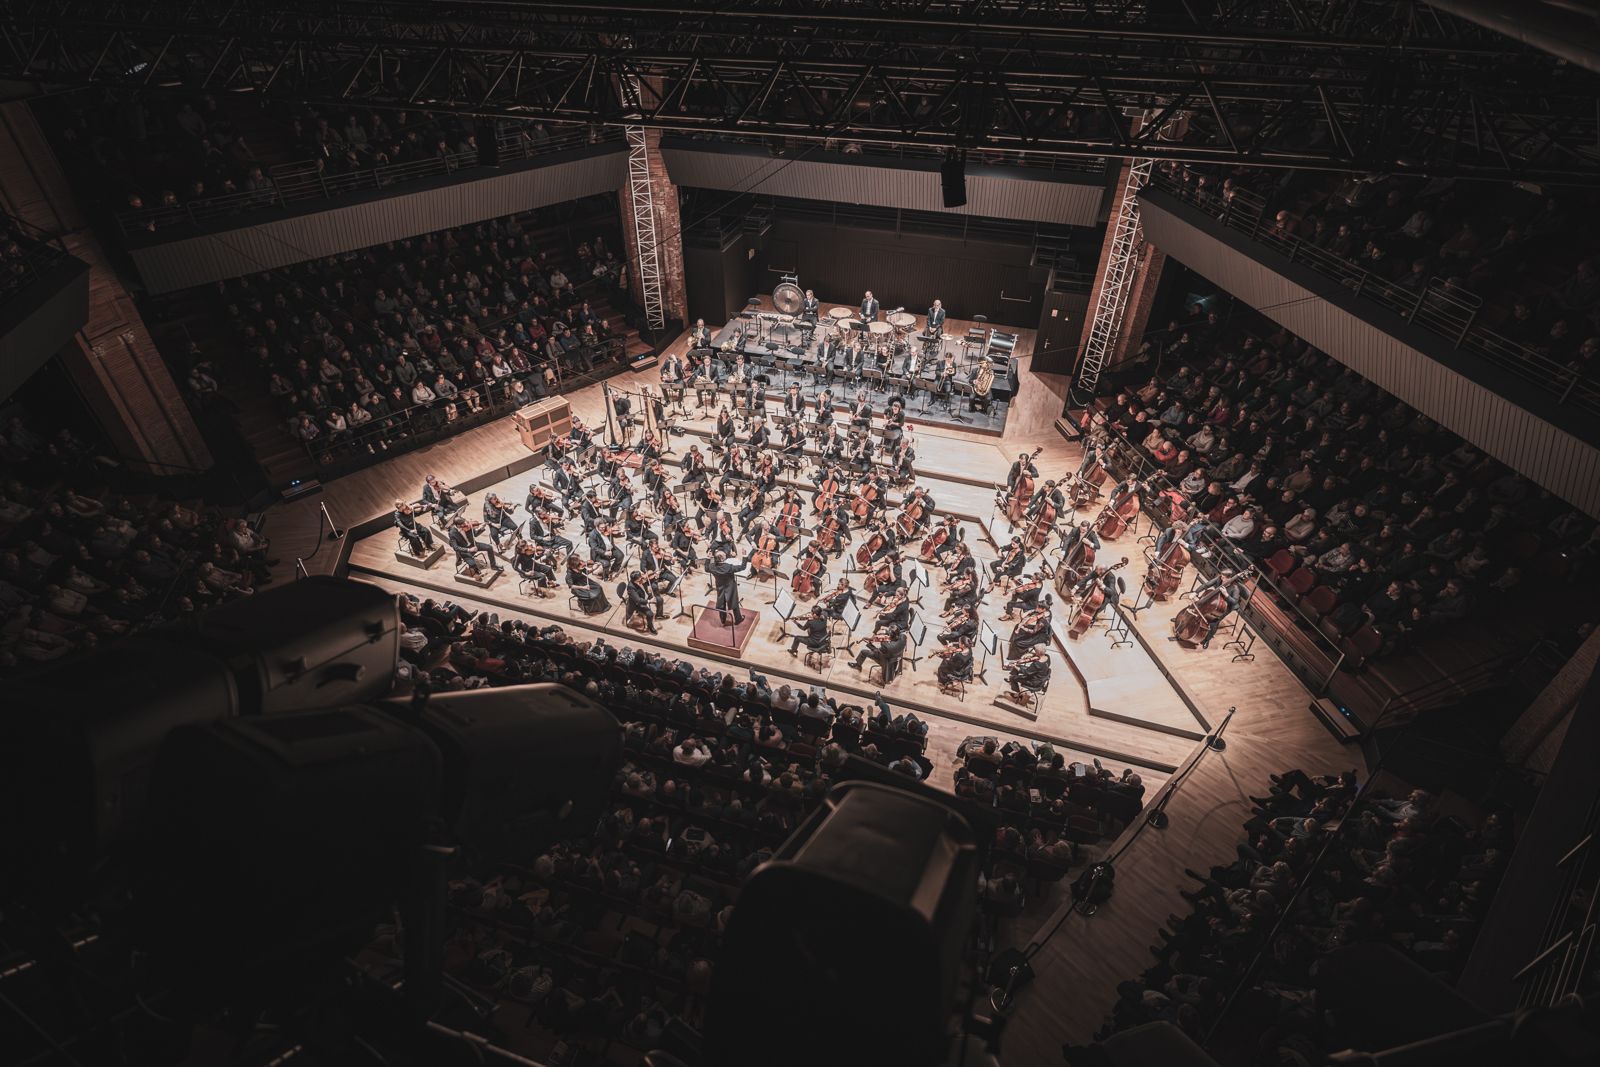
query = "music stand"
(1106, 606, 1134, 649)
(906, 615, 930, 671)
(949, 381, 973, 424)
(975, 621, 1000, 684)
(837, 597, 865, 654)
(906, 561, 930, 607)
(773, 587, 798, 634)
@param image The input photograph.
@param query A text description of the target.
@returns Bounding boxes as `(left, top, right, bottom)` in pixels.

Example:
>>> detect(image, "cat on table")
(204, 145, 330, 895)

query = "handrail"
(116, 124, 622, 236)
(665, 130, 1108, 176)
(1146, 170, 1600, 422)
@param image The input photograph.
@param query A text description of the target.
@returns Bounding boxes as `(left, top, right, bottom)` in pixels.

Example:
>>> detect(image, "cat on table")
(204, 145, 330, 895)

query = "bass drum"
(772, 280, 804, 315)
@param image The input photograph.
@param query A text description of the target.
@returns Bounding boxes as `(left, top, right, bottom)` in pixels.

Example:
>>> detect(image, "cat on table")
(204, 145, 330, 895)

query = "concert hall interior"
(4, 4, 1600, 1067)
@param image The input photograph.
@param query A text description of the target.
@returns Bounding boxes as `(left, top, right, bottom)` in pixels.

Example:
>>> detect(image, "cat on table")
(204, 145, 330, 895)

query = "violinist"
(567, 557, 610, 614)
(736, 484, 765, 540)
(595, 445, 623, 480)
(482, 492, 520, 547)
(513, 541, 558, 595)
(681, 444, 708, 486)
(624, 571, 660, 634)
(944, 541, 977, 588)
(637, 539, 678, 602)
(526, 482, 564, 520)
(1001, 569, 1047, 620)
(422, 474, 468, 523)
(1007, 594, 1053, 659)
(938, 603, 978, 646)
(991, 535, 1028, 589)
(788, 606, 832, 657)
(877, 588, 912, 631)
(850, 620, 906, 683)
(587, 522, 624, 577)
(943, 571, 979, 614)
(393, 500, 435, 557)
(641, 459, 667, 501)
(448, 516, 503, 574)
(524, 506, 573, 556)
(935, 635, 974, 695)
(624, 504, 656, 547)
(549, 461, 580, 504)
(669, 518, 701, 572)
(608, 473, 636, 522)
(819, 577, 855, 621)
(1005, 647, 1051, 705)
(577, 489, 605, 532)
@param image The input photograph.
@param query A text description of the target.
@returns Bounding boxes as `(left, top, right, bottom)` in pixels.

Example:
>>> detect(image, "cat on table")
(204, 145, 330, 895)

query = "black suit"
(624, 579, 658, 631)
(851, 628, 906, 682)
(801, 295, 820, 319)
(937, 648, 972, 685)
(395, 509, 434, 555)
(927, 305, 946, 332)
(861, 297, 880, 321)
(710, 556, 750, 625)
(789, 613, 830, 654)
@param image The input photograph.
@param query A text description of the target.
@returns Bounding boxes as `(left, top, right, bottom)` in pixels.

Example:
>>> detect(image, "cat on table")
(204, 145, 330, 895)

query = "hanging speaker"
(941, 153, 967, 208)
(476, 121, 500, 167)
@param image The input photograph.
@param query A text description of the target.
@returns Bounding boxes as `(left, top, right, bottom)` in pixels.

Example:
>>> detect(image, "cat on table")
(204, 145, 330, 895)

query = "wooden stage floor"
(280, 328, 1358, 1055)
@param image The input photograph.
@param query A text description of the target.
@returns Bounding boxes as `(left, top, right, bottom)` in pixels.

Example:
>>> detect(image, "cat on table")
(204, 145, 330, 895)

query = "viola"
(1068, 557, 1130, 639)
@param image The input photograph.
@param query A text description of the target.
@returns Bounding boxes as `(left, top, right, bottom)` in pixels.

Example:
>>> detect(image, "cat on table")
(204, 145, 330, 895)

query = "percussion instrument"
(828, 307, 854, 321)
(772, 278, 804, 315)
(887, 311, 917, 331)
(868, 321, 894, 337)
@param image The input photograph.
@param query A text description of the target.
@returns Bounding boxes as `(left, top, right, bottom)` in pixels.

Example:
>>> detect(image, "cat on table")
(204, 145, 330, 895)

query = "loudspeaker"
(941, 154, 967, 208)
(476, 121, 500, 167)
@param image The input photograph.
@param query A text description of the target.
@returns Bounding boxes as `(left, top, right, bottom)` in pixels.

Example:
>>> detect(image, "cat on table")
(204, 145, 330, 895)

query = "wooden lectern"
(512, 397, 573, 454)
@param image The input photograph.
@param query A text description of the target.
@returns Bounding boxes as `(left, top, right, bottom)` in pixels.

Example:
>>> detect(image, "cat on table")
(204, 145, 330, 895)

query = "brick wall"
(618, 127, 688, 331)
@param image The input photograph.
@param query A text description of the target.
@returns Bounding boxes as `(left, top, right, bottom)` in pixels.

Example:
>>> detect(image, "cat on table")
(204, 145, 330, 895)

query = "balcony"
(1, 214, 90, 401)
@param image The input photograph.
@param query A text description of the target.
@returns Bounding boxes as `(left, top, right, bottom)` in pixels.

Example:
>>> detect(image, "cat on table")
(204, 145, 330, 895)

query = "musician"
(850, 620, 906, 682)
(788, 606, 832, 657)
(866, 551, 905, 606)
(624, 570, 661, 634)
(1107, 476, 1144, 516)
(924, 515, 961, 566)
(747, 416, 771, 452)
(421, 474, 467, 522)
(639, 431, 663, 465)
(660, 350, 684, 385)
(1006, 647, 1051, 704)
(847, 430, 874, 469)
(709, 549, 751, 626)
(549, 461, 580, 504)
(513, 541, 558, 594)
(815, 333, 841, 374)
(860, 290, 881, 322)
(448, 517, 503, 574)
(801, 289, 820, 320)
(526, 482, 565, 520)
(567, 559, 610, 614)
(587, 523, 624, 577)
(578, 489, 606, 532)
(877, 588, 912, 631)
(744, 376, 766, 417)
(991, 535, 1028, 587)
(819, 577, 855, 621)
(943, 572, 979, 614)
(524, 507, 573, 556)
(1060, 520, 1102, 559)
(624, 504, 657, 547)
(714, 405, 736, 449)
(1186, 572, 1248, 649)
(926, 298, 947, 333)
(1151, 519, 1189, 559)
(864, 520, 899, 564)
(1007, 452, 1041, 491)
(844, 340, 867, 377)
(482, 493, 520, 545)
(1007, 594, 1053, 659)
(893, 436, 917, 484)
(690, 318, 712, 348)
(939, 604, 978, 646)
(394, 500, 436, 557)
(937, 352, 957, 395)
(1027, 479, 1067, 521)
(1001, 570, 1047, 620)
(969, 355, 996, 412)
(681, 444, 708, 485)
(947, 541, 978, 586)
(669, 518, 700, 571)
(813, 386, 836, 425)
(818, 421, 846, 461)
(935, 635, 973, 694)
(1074, 565, 1122, 623)
(783, 383, 806, 420)
(1078, 439, 1102, 478)
(780, 420, 806, 462)
(736, 490, 765, 541)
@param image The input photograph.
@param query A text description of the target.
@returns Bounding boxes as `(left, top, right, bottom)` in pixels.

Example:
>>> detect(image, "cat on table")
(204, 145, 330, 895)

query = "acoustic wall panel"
(1139, 189, 1600, 519)
(128, 148, 628, 293)
(661, 141, 1104, 227)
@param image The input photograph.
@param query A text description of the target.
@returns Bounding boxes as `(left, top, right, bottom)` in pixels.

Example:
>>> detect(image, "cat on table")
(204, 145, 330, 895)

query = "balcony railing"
(1146, 170, 1600, 423)
(666, 130, 1108, 177)
(116, 124, 623, 236)
(1, 211, 74, 299)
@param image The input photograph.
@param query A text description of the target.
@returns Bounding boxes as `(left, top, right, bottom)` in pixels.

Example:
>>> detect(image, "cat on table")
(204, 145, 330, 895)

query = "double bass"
(1002, 447, 1042, 524)
(1172, 571, 1251, 648)
(1067, 558, 1130, 639)
(1056, 530, 1097, 595)
(1144, 535, 1190, 601)
(1024, 491, 1057, 552)
(1094, 483, 1142, 540)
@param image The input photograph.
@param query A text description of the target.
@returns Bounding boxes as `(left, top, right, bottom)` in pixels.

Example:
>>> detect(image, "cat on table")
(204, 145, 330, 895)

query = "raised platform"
(454, 565, 502, 590)
(686, 603, 761, 657)
(395, 545, 444, 569)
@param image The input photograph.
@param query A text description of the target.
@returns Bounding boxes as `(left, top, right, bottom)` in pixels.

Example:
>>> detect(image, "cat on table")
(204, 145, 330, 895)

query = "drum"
(886, 311, 916, 331)
(828, 307, 854, 322)
(772, 280, 804, 315)
(868, 321, 894, 337)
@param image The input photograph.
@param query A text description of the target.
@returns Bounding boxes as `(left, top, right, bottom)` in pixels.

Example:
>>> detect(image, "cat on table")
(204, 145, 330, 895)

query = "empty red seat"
(1340, 625, 1383, 670)
(1283, 566, 1316, 600)
(1302, 585, 1337, 620)
(1266, 549, 1298, 579)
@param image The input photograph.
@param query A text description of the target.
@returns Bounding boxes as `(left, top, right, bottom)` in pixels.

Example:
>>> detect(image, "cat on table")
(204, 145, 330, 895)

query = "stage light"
(941, 151, 968, 209)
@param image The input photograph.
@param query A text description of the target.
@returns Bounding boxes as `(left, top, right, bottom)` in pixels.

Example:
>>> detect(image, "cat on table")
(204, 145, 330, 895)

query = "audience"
(1100, 307, 1600, 663)
(1072, 767, 1508, 1063)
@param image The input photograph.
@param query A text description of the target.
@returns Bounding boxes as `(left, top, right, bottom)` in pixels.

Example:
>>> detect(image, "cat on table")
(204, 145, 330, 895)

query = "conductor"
(709, 549, 751, 626)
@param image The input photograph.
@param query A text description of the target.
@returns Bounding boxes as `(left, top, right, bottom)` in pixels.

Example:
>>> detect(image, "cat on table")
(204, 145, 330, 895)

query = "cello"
(1067, 558, 1130, 639)
(850, 480, 880, 521)
(856, 526, 886, 570)
(816, 509, 843, 554)
(791, 543, 824, 600)
(814, 470, 841, 514)
(1144, 535, 1190, 601)
(864, 557, 893, 596)
(773, 493, 803, 541)
(895, 487, 929, 539)
(751, 525, 780, 577)
(1172, 570, 1250, 648)
(920, 516, 958, 563)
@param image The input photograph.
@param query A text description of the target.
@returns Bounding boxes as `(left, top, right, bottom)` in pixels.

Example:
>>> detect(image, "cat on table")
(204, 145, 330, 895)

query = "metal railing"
(116, 124, 623, 236)
(1, 211, 74, 299)
(1513, 796, 1600, 1009)
(1147, 170, 1600, 422)
(666, 130, 1108, 176)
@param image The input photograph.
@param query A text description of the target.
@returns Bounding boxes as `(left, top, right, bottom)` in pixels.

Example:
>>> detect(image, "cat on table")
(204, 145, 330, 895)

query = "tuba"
(973, 359, 995, 398)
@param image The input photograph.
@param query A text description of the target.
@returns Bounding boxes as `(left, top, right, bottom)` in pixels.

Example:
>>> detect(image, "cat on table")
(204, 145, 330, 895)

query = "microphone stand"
(1146, 705, 1237, 829)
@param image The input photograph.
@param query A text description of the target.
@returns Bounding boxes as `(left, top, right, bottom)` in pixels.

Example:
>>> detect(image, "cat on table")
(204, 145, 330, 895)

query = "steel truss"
(3, 1, 1600, 181)
(1078, 153, 1156, 400)
(624, 118, 666, 332)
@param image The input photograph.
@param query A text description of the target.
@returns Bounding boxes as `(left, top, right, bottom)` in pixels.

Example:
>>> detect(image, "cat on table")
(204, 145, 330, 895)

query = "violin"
(1172, 570, 1250, 647)
(1068, 557, 1130, 639)
(1144, 535, 1191, 601)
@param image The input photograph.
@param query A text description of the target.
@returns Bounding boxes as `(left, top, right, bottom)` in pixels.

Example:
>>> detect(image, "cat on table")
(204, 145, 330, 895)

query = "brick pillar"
(618, 128, 688, 332)
(0, 103, 211, 474)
